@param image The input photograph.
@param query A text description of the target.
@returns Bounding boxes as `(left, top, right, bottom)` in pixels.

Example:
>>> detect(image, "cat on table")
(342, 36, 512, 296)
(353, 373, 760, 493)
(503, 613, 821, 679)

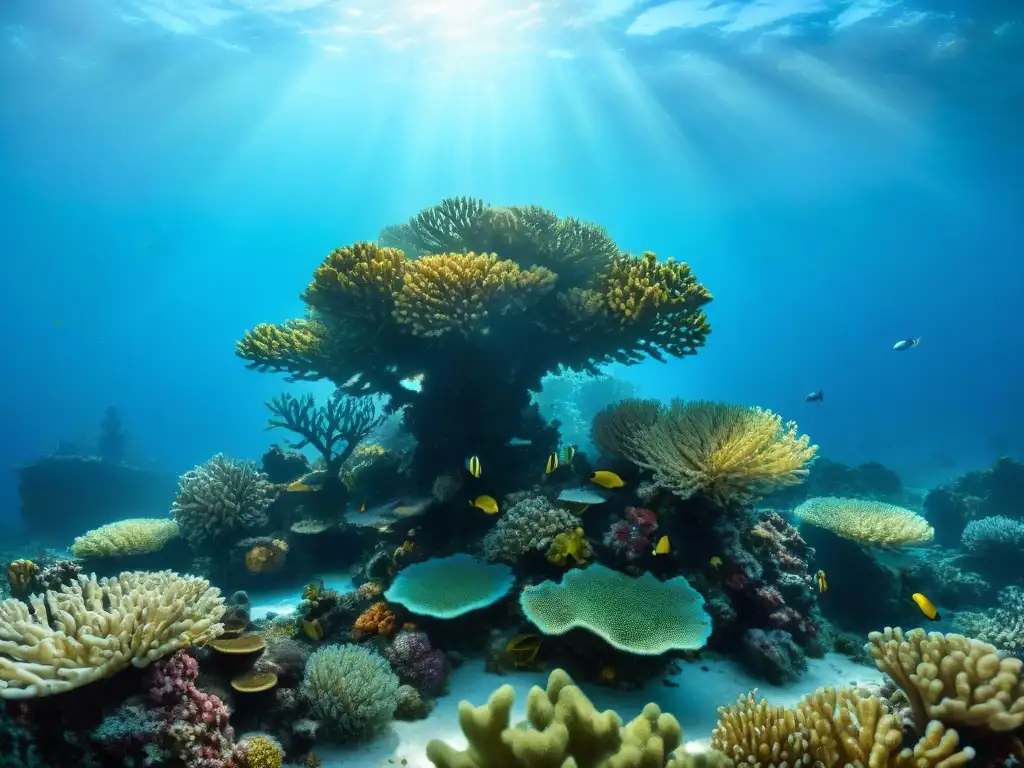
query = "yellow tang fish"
(653, 535, 671, 555)
(816, 570, 828, 593)
(545, 452, 559, 474)
(912, 592, 941, 621)
(590, 470, 625, 489)
(470, 494, 499, 514)
(465, 455, 482, 478)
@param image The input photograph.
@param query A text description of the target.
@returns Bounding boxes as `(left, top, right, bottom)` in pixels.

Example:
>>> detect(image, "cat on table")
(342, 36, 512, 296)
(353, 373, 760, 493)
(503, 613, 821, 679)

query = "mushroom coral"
(237, 198, 713, 486)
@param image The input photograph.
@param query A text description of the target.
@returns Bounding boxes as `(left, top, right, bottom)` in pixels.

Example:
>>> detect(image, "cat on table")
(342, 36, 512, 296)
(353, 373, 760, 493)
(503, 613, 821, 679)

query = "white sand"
(248, 573, 355, 620)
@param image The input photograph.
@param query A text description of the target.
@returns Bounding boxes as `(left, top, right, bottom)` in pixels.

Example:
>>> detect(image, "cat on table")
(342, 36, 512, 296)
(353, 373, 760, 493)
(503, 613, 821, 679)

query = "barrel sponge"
(383, 554, 514, 619)
(519, 565, 712, 655)
(302, 644, 399, 741)
(795, 497, 933, 547)
(865, 627, 1024, 734)
(70, 517, 180, 558)
(0, 570, 225, 699)
(426, 667, 686, 768)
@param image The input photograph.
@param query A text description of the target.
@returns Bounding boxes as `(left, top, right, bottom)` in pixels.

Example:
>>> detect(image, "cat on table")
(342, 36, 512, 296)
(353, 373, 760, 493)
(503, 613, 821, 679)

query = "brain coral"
(519, 564, 712, 655)
(794, 497, 934, 547)
(172, 453, 277, 550)
(302, 644, 399, 741)
(70, 518, 180, 558)
(384, 553, 514, 619)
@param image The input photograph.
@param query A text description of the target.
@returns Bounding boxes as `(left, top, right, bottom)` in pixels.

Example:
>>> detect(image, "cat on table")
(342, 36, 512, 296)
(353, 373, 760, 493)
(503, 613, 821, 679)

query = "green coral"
(519, 565, 712, 655)
(302, 644, 399, 742)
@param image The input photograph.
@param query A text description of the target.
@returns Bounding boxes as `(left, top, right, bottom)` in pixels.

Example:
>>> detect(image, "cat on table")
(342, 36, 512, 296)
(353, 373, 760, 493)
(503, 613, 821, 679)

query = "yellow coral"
(236, 319, 329, 377)
(546, 527, 591, 567)
(393, 252, 556, 338)
(70, 518, 180, 558)
(244, 735, 283, 768)
(795, 497, 933, 547)
(591, 397, 662, 463)
(302, 242, 405, 327)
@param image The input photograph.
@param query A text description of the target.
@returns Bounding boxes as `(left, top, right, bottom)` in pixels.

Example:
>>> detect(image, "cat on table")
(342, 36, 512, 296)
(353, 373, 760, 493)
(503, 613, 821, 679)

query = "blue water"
(1, 0, 1021, 527)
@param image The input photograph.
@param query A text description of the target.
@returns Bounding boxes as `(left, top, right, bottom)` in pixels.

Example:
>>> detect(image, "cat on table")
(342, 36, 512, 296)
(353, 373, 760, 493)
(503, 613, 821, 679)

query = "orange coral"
(353, 601, 397, 640)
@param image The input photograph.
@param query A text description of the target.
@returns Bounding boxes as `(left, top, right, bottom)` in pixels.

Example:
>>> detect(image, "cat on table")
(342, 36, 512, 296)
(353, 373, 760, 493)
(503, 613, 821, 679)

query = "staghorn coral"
(394, 252, 556, 338)
(267, 389, 386, 475)
(960, 514, 1024, 554)
(70, 517, 180, 558)
(0, 570, 225, 699)
(954, 586, 1024, 654)
(482, 493, 578, 563)
(302, 644, 399, 742)
(172, 454, 276, 551)
(795, 497, 934, 547)
(237, 318, 335, 382)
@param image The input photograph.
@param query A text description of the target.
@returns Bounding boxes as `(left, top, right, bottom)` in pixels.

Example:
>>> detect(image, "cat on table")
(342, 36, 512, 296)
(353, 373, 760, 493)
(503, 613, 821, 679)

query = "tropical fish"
(599, 665, 616, 683)
(589, 470, 625, 489)
(805, 391, 823, 402)
(545, 452, 560, 474)
(301, 618, 324, 642)
(710, 556, 723, 568)
(560, 445, 577, 465)
(816, 570, 828, 593)
(507, 437, 532, 447)
(893, 338, 921, 351)
(653, 535, 671, 555)
(466, 455, 482, 478)
(470, 494, 499, 514)
(287, 470, 330, 492)
(912, 592, 940, 620)
(359, 503, 367, 513)
(505, 634, 543, 667)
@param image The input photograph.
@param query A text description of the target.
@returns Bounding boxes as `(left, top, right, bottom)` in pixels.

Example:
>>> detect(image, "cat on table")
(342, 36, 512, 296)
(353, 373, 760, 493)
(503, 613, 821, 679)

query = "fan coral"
(0, 570, 225, 699)
(482, 493, 578, 563)
(302, 644, 399, 742)
(70, 517, 180, 558)
(794, 497, 934, 547)
(383, 630, 450, 696)
(595, 399, 817, 505)
(960, 514, 1024, 554)
(172, 454, 276, 550)
(384, 554, 514, 619)
(520, 565, 712, 655)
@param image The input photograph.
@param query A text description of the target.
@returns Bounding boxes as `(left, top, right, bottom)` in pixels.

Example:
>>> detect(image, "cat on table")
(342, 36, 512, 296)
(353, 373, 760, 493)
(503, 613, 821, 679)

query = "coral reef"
(70, 517, 180, 558)
(383, 629, 451, 696)
(532, 370, 635, 456)
(482, 493, 578, 563)
(794, 496, 934, 546)
(923, 456, 1024, 546)
(761, 457, 909, 510)
(384, 553, 515, 618)
(302, 644, 399, 742)
(960, 514, 1024, 554)
(953, 586, 1024, 654)
(604, 506, 659, 560)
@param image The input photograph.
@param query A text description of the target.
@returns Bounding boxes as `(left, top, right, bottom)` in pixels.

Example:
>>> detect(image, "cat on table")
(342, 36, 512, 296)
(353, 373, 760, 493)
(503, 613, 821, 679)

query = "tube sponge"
(426, 668, 686, 768)
(519, 564, 712, 655)
(383, 554, 514, 619)
(70, 518, 180, 558)
(0, 570, 225, 699)
(302, 644, 399, 741)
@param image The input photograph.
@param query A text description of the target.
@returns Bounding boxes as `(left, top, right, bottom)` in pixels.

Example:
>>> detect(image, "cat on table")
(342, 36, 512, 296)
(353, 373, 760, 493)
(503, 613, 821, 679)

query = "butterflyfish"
(653, 535, 671, 555)
(912, 592, 940, 620)
(560, 445, 577, 464)
(589, 470, 625, 489)
(470, 494, 499, 514)
(466, 455, 482, 478)
(545, 452, 559, 474)
(816, 570, 828, 593)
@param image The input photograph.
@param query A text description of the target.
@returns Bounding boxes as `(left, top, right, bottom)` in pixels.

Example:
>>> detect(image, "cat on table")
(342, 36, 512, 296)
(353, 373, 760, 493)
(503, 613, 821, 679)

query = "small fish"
(359, 503, 367, 513)
(653, 535, 671, 555)
(912, 592, 941, 620)
(893, 338, 921, 351)
(466, 455, 482, 478)
(589, 470, 625, 489)
(710, 556, 723, 568)
(408, 527, 418, 537)
(560, 445, 577, 465)
(599, 665, 616, 683)
(545, 452, 560, 474)
(507, 437, 533, 447)
(470, 494, 499, 514)
(287, 470, 330, 492)
(816, 569, 828, 593)
(287, 480, 317, 492)
(805, 391, 823, 402)
(301, 618, 324, 642)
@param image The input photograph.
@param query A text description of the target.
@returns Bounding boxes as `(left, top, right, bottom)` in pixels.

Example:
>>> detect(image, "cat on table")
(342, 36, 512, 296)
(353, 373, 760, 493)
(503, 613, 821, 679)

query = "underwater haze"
(1, 0, 1022, 522)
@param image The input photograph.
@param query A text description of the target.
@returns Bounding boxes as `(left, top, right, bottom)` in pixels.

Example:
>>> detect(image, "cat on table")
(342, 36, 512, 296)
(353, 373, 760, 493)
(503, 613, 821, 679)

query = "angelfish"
(893, 338, 921, 351)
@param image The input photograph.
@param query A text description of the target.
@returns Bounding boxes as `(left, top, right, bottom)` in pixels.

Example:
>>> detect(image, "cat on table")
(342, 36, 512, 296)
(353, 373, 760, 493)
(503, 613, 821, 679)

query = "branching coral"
(954, 587, 1024, 654)
(960, 515, 1024, 554)
(171, 454, 276, 551)
(0, 570, 225, 699)
(795, 497, 934, 547)
(596, 399, 817, 505)
(267, 389, 385, 475)
(482, 493, 578, 563)
(70, 517, 180, 558)
(302, 644, 399, 742)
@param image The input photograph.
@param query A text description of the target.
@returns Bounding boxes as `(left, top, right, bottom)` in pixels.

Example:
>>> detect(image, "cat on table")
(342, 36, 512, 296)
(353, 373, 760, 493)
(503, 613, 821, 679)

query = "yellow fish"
(286, 480, 317, 492)
(470, 494, 499, 514)
(505, 634, 543, 667)
(466, 455, 482, 478)
(545, 452, 559, 474)
(301, 618, 324, 641)
(816, 570, 828, 593)
(653, 535, 670, 555)
(589, 470, 625, 489)
(912, 592, 940, 621)
(561, 445, 577, 465)
(359, 503, 367, 513)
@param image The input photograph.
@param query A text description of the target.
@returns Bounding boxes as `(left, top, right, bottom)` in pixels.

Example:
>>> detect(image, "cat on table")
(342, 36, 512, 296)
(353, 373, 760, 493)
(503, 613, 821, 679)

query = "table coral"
(795, 497, 933, 547)
(383, 554, 514, 619)
(70, 517, 180, 558)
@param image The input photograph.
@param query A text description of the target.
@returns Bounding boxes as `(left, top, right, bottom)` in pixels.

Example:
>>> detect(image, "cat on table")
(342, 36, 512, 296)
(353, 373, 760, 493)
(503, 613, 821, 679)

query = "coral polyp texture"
(519, 564, 712, 654)
(0, 570, 225, 699)
(384, 553, 515, 619)
(236, 197, 712, 483)
(594, 399, 817, 505)
(426, 668, 687, 768)
(794, 496, 934, 547)
(70, 517, 180, 558)
(481, 492, 578, 563)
